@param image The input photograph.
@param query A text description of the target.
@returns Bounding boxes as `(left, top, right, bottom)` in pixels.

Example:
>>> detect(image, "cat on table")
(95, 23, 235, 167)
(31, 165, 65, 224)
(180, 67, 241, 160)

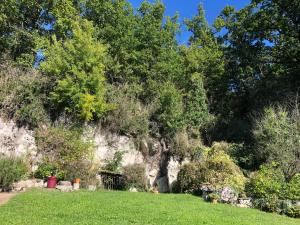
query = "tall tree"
(85, 0, 138, 83)
(182, 4, 224, 131)
(215, 0, 300, 119)
(0, 0, 48, 66)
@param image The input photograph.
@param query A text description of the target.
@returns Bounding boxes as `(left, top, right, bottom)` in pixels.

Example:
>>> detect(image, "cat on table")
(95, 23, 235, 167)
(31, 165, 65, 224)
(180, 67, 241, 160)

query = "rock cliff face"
(0, 119, 182, 192)
(0, 118, 36, 156)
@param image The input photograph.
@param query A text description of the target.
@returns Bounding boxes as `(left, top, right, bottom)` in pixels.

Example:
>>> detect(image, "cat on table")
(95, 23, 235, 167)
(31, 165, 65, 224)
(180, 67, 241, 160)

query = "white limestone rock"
(129, 187, 138, 192)
(88, 185, 97, 191)
(13, 179, 44, 191)
(56, 185, 73, 192)
(58, 181, 72, 186)
(219, 187, 238, 204)
(0, 118, 36, 156)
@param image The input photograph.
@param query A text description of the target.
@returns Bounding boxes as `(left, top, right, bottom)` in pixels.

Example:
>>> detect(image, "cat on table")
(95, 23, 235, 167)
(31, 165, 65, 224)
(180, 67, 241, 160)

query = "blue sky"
(129, 0, 250, 43)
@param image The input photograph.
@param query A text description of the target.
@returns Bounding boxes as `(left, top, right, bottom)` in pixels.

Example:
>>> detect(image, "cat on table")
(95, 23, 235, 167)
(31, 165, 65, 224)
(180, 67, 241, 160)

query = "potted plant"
(74, 178, 81, 184)
(34, 163, 65, 188)
(208, 193, 220, 204)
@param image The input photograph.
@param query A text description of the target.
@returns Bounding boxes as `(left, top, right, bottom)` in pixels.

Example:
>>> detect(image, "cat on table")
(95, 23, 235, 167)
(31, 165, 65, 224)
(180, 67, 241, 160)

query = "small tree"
(41, 19, 112, 121)
(157, 82, 184, 136)
(253, 106, 300, 181)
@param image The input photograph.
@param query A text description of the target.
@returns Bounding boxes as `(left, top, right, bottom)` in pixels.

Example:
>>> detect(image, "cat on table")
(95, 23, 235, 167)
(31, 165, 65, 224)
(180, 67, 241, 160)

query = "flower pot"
(47, 176, 57, 188)
(74, 178, 81, 184)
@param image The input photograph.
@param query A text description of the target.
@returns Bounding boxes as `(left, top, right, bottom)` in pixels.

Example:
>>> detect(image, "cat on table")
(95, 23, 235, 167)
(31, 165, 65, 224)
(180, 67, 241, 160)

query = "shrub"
(285, 173, 300, 201)
(171, 129, 205, 161)
(286, 205, 300, 218)
(253, 106, 300, 180)
(104, 83, 153, 136)
(35, 126, 94, 180)
(0, 156, 28, 191)
(176, 142, 246, 194)
(227, 143, 255, 170)
(253, 197, 300, 216)
(205, 142, 246, 191)
(0, 62, 49, 128)
(104, 151, 124, 173)
(34, 162, 65, 181)
(122, 164, 148, 191)
(176, 162, 206, 195)
(171, 131, 190, 161)
(253, 195, 280, 213)
(246, 163, 285, 199)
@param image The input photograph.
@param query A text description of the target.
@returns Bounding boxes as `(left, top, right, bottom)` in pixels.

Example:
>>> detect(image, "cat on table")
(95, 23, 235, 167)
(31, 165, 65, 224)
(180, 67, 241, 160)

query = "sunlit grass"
(0, 189, 298, 225)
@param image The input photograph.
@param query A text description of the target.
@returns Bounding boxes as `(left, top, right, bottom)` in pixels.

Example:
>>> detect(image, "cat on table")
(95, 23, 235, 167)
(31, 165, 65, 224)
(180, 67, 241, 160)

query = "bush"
(0, 62, 49, 128)
(171, 131, 190, 161)
(253, 197, 300, 217)
(205, 142, 246, 191)
(285, 173, 300, 201)
(171, 129, 205, 161)
(122, 164, 148, 191)
(35, 126, 94, 180)
(246, 163, 285, 199)
(176, 162, 206, 195)
(253, 106, 300, 180)
(176, 142, 246, 194)
(104, 84, 153, 136)
(103, 151, 124, 173)
(0, 156, 28, 191)
(34, 163, 65, 181)
(253, 195, 280, 213)
(286, 205, 300, 218)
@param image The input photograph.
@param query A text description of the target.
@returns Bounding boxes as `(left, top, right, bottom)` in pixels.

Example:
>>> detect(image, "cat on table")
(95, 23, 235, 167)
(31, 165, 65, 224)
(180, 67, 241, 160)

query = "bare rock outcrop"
(0, 118, 36, 156)
(0, 119, 183, 192)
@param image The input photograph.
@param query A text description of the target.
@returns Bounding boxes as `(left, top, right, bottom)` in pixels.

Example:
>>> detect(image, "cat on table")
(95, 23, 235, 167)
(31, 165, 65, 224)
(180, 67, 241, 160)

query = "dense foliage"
(177, 142, 246, 194)
(123, 164, 148, 191)
(0, 156, 28, 191)
(253, 107, 300, 181)
(35, 126, 94, 180)
(40, 19, 113, 122)
(0, 62, 49, 128)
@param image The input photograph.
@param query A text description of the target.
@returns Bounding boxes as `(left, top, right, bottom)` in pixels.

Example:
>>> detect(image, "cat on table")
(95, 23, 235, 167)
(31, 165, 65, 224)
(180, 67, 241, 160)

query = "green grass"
(0, 189, 298, 225)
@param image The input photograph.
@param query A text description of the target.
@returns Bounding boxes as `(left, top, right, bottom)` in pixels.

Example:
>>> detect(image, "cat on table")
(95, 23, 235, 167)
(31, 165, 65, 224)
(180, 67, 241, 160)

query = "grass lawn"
(0, 189, 298, 225)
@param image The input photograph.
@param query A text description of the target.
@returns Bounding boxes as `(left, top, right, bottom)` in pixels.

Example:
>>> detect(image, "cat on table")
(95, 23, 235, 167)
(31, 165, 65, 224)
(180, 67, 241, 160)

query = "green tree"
(40, 19, 112, 121)
(253, 106, 300, 181)
(185, 4, 225, 113)
(157, 82, 184, 136)
(0, 0, 47, 66)
(212, 0, 300, 144)
(0, 61, 49, 128)
(85, 0, 137, 83)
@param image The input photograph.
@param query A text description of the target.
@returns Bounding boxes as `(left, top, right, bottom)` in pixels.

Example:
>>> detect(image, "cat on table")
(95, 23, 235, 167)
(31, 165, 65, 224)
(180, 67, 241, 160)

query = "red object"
(47, 176, 57, 188)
